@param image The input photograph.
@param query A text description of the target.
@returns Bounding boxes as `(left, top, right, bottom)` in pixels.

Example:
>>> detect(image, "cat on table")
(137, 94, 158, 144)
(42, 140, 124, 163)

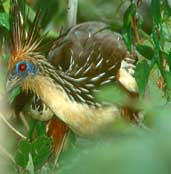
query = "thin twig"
(0, 112, 27, 139)
(19, 112, 30, 132)
(114, 0, 126, 17)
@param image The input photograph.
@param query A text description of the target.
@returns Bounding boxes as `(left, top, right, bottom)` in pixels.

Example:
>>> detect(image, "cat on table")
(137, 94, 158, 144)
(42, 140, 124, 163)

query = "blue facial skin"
(7, 61, 39, 93)
(10, 61, 39, 79)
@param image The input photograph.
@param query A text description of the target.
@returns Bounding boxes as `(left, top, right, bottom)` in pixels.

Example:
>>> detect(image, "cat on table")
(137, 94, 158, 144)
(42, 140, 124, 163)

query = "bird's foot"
(29, 95, 54, 121)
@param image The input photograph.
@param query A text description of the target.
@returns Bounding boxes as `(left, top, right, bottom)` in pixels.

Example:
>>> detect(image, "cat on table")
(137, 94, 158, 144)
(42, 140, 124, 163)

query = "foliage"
(1, 0, 171, 174)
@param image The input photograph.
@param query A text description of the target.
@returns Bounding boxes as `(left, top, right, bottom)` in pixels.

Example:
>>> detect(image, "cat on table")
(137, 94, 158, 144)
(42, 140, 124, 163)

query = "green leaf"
(123, 4, 136, 51)
(152, 28, 160, 50)
(35, 122, 47, 137)
(123, 30, 132, 52)
(154, 50, 164, 77)
(34, 0, 59, 27)
(28, 120, 47, 140)
(15, 140, 31, 168)
(135, 60, 150, 96)
(137, 13, 143, 29)
(0, 66, 7, 94)
(0, 13, 9, 30)
(151, 0, 161, 25)
(163, 71, 171, 96)
(3, 0, 10, 13)
(2, 54, 9, 64)
(31, 136, 52, 169)
(9, 87, 20, 104)
(165, 52, 171, 71)
(94, 85, 128, 105)
(136, 44, 154, 60)
(15, 136, 52, 170)
(26, 153, 34, 174)
(123, 4, 136, 28)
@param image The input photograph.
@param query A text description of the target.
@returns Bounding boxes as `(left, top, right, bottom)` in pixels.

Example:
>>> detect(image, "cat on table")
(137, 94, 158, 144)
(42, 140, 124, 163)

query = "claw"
(121, 60, 136, 69)
(125, 57, 137, 63)
(128, 68, 135, 76)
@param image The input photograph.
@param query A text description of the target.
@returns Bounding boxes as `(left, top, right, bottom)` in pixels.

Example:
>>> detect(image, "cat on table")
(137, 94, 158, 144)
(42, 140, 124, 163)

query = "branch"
(0, 112, 27, 139)
(0, 144, 15, 164)
(19, 112, 30, 132)
(67, 0, 78, 29)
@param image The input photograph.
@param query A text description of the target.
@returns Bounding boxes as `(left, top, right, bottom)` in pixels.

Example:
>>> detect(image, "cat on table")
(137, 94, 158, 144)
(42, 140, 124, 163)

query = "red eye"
(19, 63, 27, 72)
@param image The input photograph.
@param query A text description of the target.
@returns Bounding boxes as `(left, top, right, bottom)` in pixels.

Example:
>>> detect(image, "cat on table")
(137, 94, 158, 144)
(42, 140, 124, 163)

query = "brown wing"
(47, 22, 131, 106)
(48, 22, 128, 73)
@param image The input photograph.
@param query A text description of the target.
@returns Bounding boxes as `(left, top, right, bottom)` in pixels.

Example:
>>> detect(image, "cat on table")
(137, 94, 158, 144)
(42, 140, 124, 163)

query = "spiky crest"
(8, 0, 44, 70)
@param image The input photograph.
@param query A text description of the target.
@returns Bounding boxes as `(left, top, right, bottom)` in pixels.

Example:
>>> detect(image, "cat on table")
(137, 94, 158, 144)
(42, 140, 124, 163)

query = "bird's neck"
(23, 75, 122, 136)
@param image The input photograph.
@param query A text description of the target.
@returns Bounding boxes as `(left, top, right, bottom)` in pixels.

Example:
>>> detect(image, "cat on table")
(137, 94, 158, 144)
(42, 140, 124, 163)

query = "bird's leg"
(116, 54, 141, 122)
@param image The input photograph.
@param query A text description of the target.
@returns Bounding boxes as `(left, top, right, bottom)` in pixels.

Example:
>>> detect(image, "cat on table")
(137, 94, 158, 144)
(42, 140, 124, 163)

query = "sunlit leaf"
(9, 87, 20, 104)
(0, 13, 9, 30)
(26, 153, 34, 174)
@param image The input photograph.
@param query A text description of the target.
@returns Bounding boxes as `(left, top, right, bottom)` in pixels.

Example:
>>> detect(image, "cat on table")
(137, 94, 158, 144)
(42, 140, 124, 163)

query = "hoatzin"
(6, 0, 138, 142)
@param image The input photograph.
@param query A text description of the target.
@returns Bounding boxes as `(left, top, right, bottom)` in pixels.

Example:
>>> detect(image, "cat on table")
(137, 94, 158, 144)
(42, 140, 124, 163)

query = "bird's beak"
(6, 75, 22, 93)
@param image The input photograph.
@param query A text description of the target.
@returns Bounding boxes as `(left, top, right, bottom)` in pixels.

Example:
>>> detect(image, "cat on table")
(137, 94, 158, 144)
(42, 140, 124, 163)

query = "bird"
(6, 0, 138, 137)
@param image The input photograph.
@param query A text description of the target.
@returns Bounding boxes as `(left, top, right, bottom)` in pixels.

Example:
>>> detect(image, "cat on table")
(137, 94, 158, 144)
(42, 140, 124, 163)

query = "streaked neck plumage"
(22, 59, 122, 136)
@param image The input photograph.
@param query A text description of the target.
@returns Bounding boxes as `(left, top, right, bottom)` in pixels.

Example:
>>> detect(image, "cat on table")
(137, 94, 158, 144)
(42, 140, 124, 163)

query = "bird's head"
(6, 60, 40, 93)
(6, 0, 48, 93)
